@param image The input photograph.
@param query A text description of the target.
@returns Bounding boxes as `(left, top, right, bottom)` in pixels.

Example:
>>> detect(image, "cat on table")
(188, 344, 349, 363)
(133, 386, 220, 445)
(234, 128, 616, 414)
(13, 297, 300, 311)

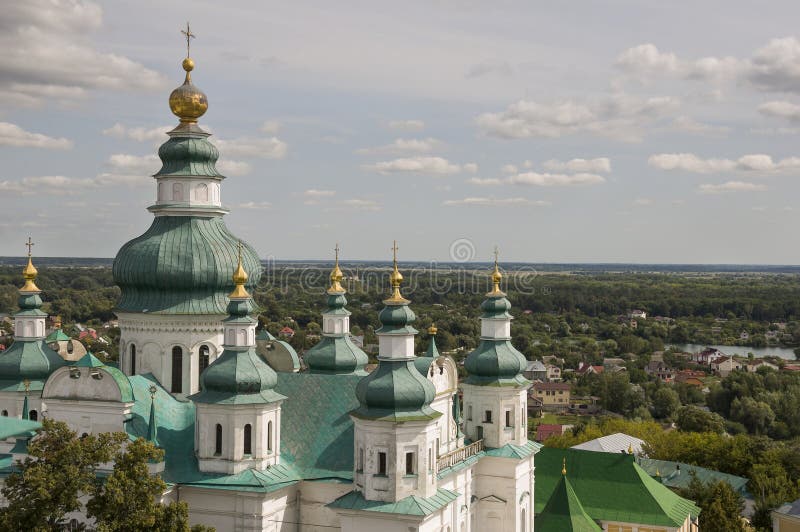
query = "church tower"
(190, 245, 285, 475)
(461, 253, 530, 448)
(350, 243, 441, 502)
(304, 245, 369, 375)
(113, 33, 261, 396)
(0, 240, 65, 419)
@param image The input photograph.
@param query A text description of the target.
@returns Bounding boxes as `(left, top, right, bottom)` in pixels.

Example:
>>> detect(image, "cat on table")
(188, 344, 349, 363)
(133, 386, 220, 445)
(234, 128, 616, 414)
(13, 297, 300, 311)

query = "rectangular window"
(467, 405, 473, 421)
(505, 410, 512, 427)
(405, 452, 415, 475)
(357, 448, 364, 472)
(378, 452, 387, 475)
(484, 410, 492, 423)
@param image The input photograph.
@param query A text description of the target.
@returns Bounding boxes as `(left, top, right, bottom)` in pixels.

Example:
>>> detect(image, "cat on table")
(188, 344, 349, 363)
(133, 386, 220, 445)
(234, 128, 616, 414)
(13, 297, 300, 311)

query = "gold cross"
(493, 245, 500, 267)
(181, 22, 195, 58)
(25, 237, 34, 257)
(391, 240, 399, 267)
(237, 240, 243, 263)
(334, 243, 340, 265)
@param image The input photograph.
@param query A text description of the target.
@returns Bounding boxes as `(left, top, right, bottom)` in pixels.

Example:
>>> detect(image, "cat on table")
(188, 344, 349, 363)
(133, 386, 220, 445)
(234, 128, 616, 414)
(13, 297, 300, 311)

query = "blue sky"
(3, 1, 800, 263)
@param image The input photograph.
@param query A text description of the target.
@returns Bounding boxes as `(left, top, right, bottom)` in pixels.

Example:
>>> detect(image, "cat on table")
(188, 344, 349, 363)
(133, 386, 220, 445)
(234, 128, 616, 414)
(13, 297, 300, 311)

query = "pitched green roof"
(181, 463, 301, 493)
(535, 448, 700, 527)
(73, 353, 105, 367)
(535, 474, 602, 532)
(485, 439, 541, 458)
(0, 417, 41, 440)
(45, 329, 70, 343)
(637, 457, 749, 495)
(328, 488, 459, 516)
(275, 372, 362, 480)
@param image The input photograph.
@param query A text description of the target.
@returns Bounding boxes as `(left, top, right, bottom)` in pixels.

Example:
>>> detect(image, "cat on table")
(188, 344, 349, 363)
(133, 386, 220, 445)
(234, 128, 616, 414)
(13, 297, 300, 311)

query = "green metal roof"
(535, 448, 700, 527)
(535, 474, 602, 532)
(305, 335, 369, 375)
(155, 134, 223, 178)
(113, 216, 261, 315)
(376, 303, 417, 335)
(45, 329, 71, 343)
(328, 488, 459, 516)
(0, 338, 66, 384)
(464, 339, 528, 386)
(181, 463, 301, 493)
(191, 346, 285, 405)
(0, 417, 41, 440)
(480, 294, 513, 318)
(485, 439, 541, 457)
(275, 372, 362, 480)
(637, 457, 749, 495)
(58, 353, 135, 403)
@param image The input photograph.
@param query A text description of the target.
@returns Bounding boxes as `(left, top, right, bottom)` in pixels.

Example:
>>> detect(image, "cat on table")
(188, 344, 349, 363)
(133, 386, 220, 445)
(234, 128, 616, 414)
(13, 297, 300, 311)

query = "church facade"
(0, 49, 538, 532)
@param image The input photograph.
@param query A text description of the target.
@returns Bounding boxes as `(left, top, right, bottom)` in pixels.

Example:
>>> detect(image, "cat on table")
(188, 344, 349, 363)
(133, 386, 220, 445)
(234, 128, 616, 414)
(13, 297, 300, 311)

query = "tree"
(730, 397, 775, 435)
(87, 438, 208, 531)
(651, 387, 680, 419)
(675, 406, 725, 434)
(0, 419, 126, 531)
(680, 476, 746, 532)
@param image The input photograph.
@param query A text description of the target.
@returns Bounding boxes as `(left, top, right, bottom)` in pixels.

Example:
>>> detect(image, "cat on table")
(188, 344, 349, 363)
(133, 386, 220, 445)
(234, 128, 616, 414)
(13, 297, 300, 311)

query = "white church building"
(0, 48, 538, 532)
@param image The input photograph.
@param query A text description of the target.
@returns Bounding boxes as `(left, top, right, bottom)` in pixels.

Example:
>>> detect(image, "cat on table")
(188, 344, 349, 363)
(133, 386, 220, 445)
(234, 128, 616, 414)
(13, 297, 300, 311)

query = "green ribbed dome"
(352, 360, 440, 422)
(113, 217, 261, 314)
(0, 340, 66, 386)
(481, 295, 512, 318)
(155, 134, 221, 178)
(377, 304, 417, 334)
(192, 345, 286, 405)
(464, 340, 528, 386)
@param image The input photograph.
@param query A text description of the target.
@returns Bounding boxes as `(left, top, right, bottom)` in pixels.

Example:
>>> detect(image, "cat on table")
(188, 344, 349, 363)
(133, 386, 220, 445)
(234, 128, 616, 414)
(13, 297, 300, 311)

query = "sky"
(3, 1, 800, 264)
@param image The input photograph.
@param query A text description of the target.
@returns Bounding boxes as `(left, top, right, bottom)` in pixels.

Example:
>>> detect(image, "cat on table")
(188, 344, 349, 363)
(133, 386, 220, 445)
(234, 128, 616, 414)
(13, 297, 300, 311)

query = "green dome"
(464, 339, 528, 386)
(481, 295, 513, 318)
(377, 304, 417, 334)
(352, 360, 440, 422)
(193, 346, 285, 404)
(113, 216, 261, 314)
(305, 336, 368, 375)
(155, 134, 221, 178)
(0, 340, 66, 386)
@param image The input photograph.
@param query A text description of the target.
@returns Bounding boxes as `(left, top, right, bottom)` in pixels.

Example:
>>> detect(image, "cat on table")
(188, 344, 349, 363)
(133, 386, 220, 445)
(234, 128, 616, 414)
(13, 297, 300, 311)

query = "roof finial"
(21, 237, 40, 293)
(169, 22, 208, 123)
(488, 245, 504, 296)
(562, 457, 567, 476)
(181, 22, 195, 59)
(229, 240, 250, 299)
(428, 323, 438, 335)
(385, 240, 408, 304)
(628, 442, 634, 454)
(328, 243, 345, 294)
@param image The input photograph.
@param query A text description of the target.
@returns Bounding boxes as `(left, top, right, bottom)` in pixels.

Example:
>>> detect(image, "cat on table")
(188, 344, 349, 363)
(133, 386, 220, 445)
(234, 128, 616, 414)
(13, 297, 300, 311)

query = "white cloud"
(260, 120, 282, 134)
(303, 189, 336, 205)
(443, 197, 550, 207)
(0, 122, 72, 149)
(339, 198, 381, 211)
(501, 164, 518, 174)
(698, 181, 768, 194)
(632, 198, 653, 206)
(468, 178, 505, 186)
(215, 136, 288, 159)
(542, 158, 611, 173)
(107, 153, 159, 174)
(237, 201, 272, 210)
(387, 120, 425, 131)
(758, 101, 800, 122)
(670, 116, 730, 136)
(102, 123, 170, 142)
(217, 159, 252, 177)
(356, 137, 441, 155)
(363, 156, 474, 175)
(0, 1, 166, 106)
(648, 152, 800, 175)
(476, 94, 678, 142)
(616, 38, 800, 94)
(508, 172, 606, 187)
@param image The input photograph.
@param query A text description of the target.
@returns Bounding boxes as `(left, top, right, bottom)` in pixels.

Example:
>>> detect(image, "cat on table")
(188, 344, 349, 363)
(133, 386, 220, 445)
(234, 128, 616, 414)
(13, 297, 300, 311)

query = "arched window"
(267, 421, 273, 452)
(172, 182, 183, 201)
(243, 424, 252, 455)
(29, 410, 38, 421)
(1, 410, 7, 417)
(196, 183, 208, 202)
(215, 424, 222, 455)
(130, 344, 136, 376)
(171, 347, 183, 393)
(198, 345, 210, 383)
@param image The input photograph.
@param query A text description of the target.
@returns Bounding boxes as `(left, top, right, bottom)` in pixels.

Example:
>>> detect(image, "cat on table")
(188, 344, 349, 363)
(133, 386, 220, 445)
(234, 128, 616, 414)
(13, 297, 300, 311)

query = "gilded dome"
(169, 58, 208, 123)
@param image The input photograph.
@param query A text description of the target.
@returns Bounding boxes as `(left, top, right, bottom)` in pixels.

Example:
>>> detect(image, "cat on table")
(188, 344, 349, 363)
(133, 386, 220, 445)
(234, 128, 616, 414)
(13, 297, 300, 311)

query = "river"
(667, 343, 798, 361)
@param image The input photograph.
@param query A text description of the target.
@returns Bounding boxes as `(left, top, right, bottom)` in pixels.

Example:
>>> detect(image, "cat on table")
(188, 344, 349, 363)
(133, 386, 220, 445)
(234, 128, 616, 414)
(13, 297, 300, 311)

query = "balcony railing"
(437, 439, 484, 471)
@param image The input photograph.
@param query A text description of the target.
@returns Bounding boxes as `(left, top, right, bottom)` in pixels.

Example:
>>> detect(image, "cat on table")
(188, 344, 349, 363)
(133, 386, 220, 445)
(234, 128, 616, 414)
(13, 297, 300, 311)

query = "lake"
(667, 343, 798, 361)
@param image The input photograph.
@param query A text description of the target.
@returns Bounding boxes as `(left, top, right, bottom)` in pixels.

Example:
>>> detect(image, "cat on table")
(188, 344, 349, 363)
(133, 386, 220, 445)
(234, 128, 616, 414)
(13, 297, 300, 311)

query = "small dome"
(305, 336, 368, 375)
(464, 340, 527, 385)
(377, 304, 416, 331)
(481, 295, 512, 317)
(194, 347, 285, 404)
(353, 360, 439, 421)
(0, 340, 66, 384)
(168, 58, 208, 123)
(155, 135, 221, 177)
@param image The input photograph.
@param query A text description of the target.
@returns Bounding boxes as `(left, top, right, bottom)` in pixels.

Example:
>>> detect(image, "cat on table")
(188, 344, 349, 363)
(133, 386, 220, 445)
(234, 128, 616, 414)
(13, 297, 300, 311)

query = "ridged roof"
(534, 474, 602, 532)
(113, 216, 261, 314)
(305, 336, 369, 375)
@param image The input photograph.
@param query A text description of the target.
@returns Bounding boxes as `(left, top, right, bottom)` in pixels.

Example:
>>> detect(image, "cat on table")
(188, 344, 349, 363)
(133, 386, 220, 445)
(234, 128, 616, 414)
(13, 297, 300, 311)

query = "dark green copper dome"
(113, 217, 261, 314)
(352, 359, 440, 422)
